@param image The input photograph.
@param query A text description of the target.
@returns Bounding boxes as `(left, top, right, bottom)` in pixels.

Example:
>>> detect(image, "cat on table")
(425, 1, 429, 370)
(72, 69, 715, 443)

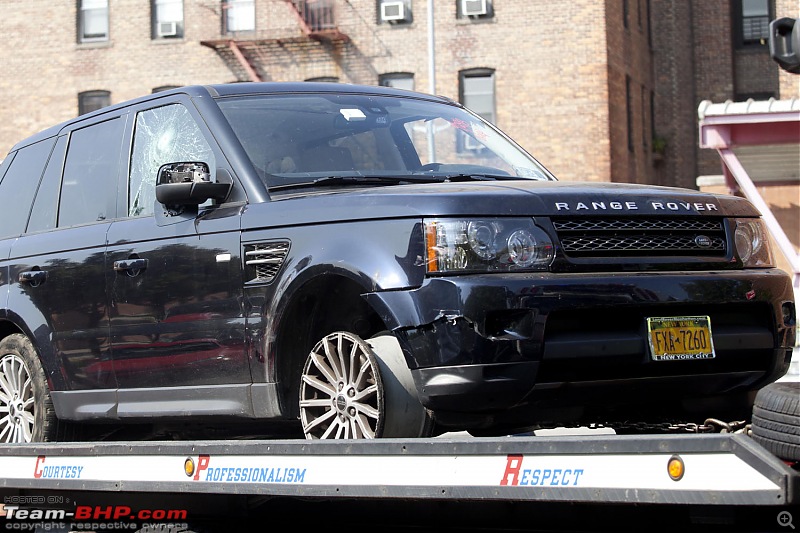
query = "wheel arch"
(268, 267, 391, 420)
(0, 312, 63, 391)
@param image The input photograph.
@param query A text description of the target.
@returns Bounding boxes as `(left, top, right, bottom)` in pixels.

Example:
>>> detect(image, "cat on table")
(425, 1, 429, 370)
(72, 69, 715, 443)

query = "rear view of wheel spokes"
(300, 331, 384, 439)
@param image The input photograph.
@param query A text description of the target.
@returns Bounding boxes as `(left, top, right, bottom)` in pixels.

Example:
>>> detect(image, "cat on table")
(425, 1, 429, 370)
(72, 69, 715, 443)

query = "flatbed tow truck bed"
(1, 432, 798, 532)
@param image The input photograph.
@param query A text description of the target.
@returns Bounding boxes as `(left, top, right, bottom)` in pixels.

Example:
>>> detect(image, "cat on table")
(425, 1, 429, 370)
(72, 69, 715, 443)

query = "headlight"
(424, 218, 554, 273)
(734, 218, 774, 267)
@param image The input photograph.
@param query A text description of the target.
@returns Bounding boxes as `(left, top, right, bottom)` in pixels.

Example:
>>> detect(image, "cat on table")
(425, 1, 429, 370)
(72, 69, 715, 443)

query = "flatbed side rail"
(0, 434, 796, 506)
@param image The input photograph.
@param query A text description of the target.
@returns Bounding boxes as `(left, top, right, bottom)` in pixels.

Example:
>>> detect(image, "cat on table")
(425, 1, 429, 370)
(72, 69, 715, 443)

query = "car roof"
(10, 82, 457, 152)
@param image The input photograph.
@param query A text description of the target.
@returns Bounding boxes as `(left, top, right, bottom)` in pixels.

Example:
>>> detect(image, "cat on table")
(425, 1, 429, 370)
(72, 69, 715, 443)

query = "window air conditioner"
(157, 21, 178, 37)
(462, 0, 488, 17)
(380, 1, 407, 22)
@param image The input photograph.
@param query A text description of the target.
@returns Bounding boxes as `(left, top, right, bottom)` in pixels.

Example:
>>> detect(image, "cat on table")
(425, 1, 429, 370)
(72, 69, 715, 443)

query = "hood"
(242, 180, 759, 228)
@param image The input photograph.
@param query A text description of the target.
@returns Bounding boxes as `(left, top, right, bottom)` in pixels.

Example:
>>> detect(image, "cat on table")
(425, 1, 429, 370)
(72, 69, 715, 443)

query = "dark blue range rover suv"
(0, 83, 794, 441)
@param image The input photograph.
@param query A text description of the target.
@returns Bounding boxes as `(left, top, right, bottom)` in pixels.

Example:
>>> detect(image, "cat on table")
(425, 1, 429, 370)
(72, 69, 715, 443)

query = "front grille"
(552, 217, 727, 257)
(244, 241, 290, 283)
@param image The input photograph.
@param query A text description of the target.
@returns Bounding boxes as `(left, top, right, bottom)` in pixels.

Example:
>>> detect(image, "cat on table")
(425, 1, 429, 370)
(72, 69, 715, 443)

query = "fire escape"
(201, 0, 350, 82)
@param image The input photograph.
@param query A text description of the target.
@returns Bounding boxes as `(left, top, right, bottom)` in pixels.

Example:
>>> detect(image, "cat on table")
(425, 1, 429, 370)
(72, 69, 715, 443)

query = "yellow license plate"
(646, 316, 715, 361)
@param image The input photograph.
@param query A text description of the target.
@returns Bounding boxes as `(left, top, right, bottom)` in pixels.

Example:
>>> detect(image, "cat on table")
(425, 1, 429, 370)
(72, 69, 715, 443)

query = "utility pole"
(427, 0, 436, 95)
(426, 0, 436, 161)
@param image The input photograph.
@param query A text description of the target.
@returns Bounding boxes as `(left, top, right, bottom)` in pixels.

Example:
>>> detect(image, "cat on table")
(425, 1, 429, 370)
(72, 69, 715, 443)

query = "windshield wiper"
(436, 173, 513, 182)
(268, 174, 444, 191)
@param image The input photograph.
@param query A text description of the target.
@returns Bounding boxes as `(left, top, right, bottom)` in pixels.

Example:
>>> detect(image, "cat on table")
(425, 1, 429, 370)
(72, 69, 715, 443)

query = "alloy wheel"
(300, 331, 384, 439)
(0, 353, 35, 443)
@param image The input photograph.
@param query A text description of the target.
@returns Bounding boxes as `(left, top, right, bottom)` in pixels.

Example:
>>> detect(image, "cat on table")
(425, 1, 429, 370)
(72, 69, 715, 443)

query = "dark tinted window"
(0, 139, 56, 239)
(59, 118, 123, 227)
(27, 136, 68, 234)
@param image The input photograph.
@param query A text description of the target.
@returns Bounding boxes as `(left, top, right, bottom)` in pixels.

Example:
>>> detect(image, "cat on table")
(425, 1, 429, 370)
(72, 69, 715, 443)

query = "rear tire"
(750, 382, 800, 461)
(299, 331, 433, 439)
(0, 334, 58, 442)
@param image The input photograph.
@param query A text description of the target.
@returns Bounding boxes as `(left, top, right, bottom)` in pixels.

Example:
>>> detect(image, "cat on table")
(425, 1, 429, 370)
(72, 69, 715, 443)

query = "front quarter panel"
(241, 213, 426, 382)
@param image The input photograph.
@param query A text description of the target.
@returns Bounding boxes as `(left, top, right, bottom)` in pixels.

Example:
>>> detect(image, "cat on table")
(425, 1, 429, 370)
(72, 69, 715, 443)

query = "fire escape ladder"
(228, 40, 262, 82)
(284, 0, 349, 42)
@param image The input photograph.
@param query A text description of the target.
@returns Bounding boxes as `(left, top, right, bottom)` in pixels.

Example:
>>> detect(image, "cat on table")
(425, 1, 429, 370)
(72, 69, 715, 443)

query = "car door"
(5, 118, 125, 408)
(105, 99, 249, 418)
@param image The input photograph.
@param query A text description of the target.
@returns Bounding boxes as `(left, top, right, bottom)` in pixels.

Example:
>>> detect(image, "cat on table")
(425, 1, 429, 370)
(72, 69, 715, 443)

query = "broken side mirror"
(155, 162, 231, 206)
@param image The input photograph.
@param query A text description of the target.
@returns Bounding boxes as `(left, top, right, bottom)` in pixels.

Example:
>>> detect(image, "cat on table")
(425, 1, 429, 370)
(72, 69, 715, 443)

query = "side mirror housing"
(155, 162, 231, 206)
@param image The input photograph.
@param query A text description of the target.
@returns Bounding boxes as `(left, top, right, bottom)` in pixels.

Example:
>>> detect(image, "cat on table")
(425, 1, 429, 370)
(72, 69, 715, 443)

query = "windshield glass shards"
(217, 93, 555, 191)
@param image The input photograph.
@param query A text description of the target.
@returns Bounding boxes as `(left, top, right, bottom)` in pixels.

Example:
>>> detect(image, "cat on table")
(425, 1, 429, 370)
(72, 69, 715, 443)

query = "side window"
(0, 139, 56, 239)
(78, 0, 109, 43)
(59, 118, 124, 227)
(27, 136, 68, 234)
(129, 104, 216, 217)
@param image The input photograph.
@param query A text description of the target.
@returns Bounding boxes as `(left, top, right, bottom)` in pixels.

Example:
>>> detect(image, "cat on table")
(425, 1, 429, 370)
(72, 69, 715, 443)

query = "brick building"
(0, 0, 796, 190)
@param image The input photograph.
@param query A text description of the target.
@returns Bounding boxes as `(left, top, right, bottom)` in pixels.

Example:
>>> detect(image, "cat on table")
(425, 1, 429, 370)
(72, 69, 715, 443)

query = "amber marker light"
(667, 455, 685, 481)
(425, 221, 439, 272)
(184, 457, 195, 477)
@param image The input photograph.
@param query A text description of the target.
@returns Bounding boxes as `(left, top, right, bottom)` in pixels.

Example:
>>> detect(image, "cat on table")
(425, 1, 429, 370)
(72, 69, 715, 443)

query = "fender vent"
(244, 241, 290, 283)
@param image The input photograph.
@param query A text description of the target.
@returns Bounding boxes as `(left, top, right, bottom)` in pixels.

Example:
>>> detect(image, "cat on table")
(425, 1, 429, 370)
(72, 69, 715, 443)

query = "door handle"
(114, 258, 149, 276)
(18, 270, 47, 286)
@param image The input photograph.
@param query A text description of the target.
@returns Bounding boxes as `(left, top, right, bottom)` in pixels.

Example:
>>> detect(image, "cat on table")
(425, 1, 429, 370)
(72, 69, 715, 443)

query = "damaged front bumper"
(363, 269, 796, 416)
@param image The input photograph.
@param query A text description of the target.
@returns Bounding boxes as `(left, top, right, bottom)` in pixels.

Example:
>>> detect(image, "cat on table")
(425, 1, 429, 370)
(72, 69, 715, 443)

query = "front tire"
(299, 331, 433, 439)
(0, 334, 58, 442)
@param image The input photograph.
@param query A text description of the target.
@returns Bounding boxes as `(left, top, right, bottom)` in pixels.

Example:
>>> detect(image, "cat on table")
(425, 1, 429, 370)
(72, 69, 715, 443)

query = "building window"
(459, 68, 495, 124)
(641, 85, 648, 149)
(78, 0, 109, 43)
(223, 0, 255, 33)
(152, 0, 184, 39)
(637, 0, 643, 28)
(78, 90, 110, 115)
(377, 0, 412, 25)
(736, 0, 771, 46)
(456, 0, 494, 19)
(379, 73, 414, 91)
(623, 0, 629, 29)
(297, 0, 336, 31)
(625, 76, 633, 152)
(735, 91, 777, 101)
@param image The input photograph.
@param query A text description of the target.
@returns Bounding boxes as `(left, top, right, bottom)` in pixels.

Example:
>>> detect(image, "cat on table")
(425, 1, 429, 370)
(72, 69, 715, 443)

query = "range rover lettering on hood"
(554, 201, 719, 212)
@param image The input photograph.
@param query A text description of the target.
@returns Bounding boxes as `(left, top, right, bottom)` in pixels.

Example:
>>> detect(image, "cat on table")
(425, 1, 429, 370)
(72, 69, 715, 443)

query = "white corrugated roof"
(698, 98, 800, 119)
